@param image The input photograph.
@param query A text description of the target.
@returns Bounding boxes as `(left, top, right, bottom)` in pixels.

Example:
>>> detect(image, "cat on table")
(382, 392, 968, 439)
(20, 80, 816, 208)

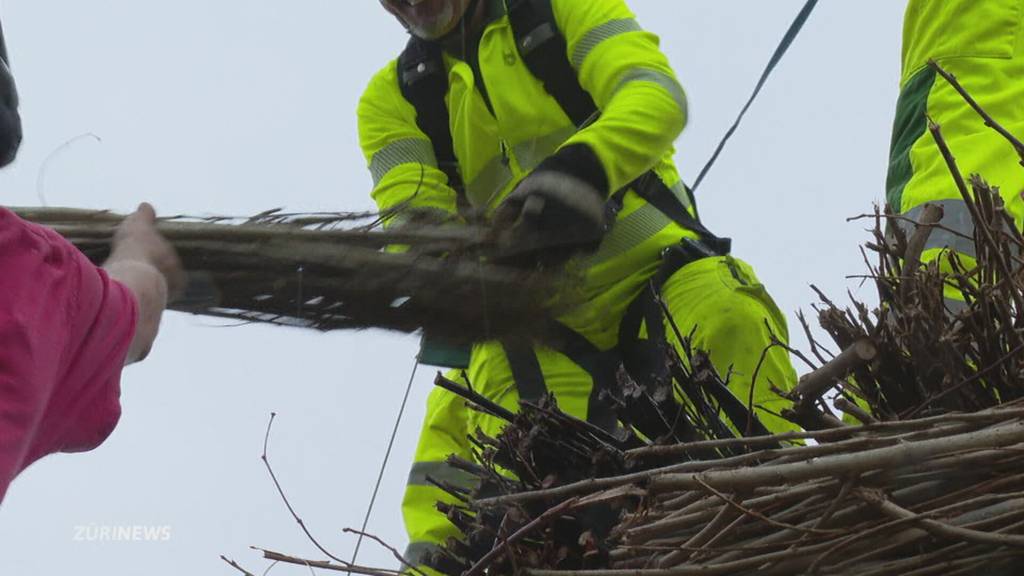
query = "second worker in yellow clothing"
(887, 0, 1024, 307)
(360, 0, 799, 567)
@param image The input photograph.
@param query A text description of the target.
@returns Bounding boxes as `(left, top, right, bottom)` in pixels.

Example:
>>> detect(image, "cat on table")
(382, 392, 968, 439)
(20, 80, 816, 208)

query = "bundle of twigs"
(11, 206, 560, 341)
(786, 61, 1024, 427)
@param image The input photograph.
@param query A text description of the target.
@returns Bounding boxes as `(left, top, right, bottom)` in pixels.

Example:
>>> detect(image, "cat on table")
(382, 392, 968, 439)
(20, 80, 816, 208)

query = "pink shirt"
(0, 208, 137, 503)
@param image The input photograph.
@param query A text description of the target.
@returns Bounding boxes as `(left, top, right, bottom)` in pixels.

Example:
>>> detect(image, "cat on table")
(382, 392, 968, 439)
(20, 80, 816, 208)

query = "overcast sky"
(0, 1, 907, 574)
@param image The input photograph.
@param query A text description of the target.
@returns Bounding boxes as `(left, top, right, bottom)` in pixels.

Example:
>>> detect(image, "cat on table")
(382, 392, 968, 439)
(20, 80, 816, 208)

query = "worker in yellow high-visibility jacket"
(887, 0, 1024, 306)
(358, 0, 798, 568)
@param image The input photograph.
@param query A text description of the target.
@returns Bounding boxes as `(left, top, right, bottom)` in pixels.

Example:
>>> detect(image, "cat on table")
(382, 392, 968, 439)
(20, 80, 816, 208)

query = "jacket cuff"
(534, 143, 610, 198)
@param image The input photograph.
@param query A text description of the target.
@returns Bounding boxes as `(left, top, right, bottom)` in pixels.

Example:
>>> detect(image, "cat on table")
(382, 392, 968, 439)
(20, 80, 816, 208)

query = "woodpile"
(404, 62, 1024, 576)
(429, 402, 1024, 576)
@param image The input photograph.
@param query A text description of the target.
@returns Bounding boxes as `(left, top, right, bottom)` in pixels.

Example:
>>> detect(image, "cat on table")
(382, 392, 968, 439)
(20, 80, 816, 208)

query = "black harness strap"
(397, 38, 469, 212)
(506, 0, 598, 128)
(617, 242, 773, 438)
(501, 338, 549, 403)
(503, 326, 620, 432)
(502, 241, 774, 437)
(505, 0, 731, 251)
(626, 172, 732, 256)
(545, 322, 621, 433)
(618, 243, 693, 388)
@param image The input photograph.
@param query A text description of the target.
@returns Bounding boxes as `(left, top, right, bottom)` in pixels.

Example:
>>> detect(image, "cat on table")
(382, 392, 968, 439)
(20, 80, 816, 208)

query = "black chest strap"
(397, 38, 468, 211)
(503, 242, 769, 438)
(506, 0, 598, 128)
(625, 172, 731, 255)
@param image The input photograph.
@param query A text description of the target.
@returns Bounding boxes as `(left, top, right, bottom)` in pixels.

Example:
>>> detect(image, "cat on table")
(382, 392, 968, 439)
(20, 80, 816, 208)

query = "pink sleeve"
(0, 208, 137, 502)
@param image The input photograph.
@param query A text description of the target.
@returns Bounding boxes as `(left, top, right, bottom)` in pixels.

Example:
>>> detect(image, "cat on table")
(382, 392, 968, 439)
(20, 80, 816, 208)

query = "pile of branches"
(405, 61, 1024, 576)
(424, 340, 779, 576)
(787, 62, 1024, 426)
(427, 403, 1024, 576)
(413, 164, 1024, 573)
(12, 206, 559, 341)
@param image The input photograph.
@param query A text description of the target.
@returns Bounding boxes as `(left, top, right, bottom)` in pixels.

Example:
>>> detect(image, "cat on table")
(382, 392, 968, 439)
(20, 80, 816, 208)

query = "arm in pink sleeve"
(0, 208, 137, 502)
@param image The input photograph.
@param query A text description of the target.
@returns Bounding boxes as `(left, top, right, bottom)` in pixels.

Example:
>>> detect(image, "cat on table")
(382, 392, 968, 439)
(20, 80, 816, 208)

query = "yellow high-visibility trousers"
(887, 0, 1024, 287)
(401, 254, 797, 568)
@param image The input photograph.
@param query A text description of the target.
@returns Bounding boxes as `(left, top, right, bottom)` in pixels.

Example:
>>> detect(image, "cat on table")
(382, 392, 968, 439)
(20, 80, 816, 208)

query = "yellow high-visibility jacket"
(887, 0, 1024, 276)
(359, 0, 699, 300)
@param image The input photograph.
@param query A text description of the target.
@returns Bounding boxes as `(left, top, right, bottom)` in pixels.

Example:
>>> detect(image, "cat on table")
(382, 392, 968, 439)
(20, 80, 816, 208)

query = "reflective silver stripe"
(588, 202, 671, 265)
(407, 460, 478, 488)
(370, 138, 437, 186)
(571, 18, 643, 69)
(614, 68, 688, 118)
(945, 297, 969, 316)
(404, 541, 441, 566)
(585, 180, 692, 265)
(466, 154, 514, 206)
(898, 199, 976, 258)
(512, 127, 577, 172)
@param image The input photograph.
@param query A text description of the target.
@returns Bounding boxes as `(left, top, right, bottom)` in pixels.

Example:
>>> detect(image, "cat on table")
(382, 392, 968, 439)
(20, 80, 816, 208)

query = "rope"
(348, 359, 421, 571)
(691, 0, 820, 193)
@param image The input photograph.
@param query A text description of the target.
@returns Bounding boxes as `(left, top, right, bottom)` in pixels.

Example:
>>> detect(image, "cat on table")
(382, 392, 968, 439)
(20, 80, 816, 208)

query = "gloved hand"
(492, 144, 612, 268)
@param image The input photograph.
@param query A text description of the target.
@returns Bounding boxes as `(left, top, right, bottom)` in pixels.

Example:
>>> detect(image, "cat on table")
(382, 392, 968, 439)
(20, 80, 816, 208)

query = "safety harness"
(398, 0, 741, 433)
(397, 0, 814, 436)
(397, 0, 730, 254)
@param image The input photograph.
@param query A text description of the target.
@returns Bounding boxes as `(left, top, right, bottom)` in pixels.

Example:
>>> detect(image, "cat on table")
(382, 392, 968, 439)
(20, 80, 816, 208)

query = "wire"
(36, 132, 102, 206)
(690, 0, 819, 193)
(348, 359, 421, 572)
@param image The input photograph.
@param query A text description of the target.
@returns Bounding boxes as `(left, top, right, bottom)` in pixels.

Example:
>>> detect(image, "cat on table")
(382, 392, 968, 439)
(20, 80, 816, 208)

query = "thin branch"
(788, 338, 877, 410)
(626, 406, 1024, 460)
(834, 396, 877, 425)
(342, 529, 426, 576)
(650, 422, 1024, 494)
(694, 477, 844, 537)
(900, 202, 945, 299)
(929, 59, 1024, 167)
(434, 372, 516, 422)
(254, 548, 403, 576)
(261, 413, 351, 566)
(463, 497, 581, 576)
(222, 556, 259, 576)
(857, 488, 1024, 548)
(927, 117, 1024, 315)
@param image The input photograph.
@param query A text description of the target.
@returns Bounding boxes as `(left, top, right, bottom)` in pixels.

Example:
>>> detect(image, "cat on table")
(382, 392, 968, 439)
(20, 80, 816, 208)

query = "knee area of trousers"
(688, 304, 775, 359)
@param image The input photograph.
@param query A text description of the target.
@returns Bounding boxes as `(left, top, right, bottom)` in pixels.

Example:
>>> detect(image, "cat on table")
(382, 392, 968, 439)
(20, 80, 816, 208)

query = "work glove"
(493, 144, 612, 269)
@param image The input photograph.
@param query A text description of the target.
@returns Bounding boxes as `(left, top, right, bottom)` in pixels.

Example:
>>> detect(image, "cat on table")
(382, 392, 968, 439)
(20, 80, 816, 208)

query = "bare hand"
(108, 203, 185, 300)
(102, 204, 184, 364)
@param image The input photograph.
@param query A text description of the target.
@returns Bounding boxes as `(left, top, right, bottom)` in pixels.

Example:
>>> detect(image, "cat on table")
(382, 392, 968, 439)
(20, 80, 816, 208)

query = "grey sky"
(0, 1, 906, 574)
